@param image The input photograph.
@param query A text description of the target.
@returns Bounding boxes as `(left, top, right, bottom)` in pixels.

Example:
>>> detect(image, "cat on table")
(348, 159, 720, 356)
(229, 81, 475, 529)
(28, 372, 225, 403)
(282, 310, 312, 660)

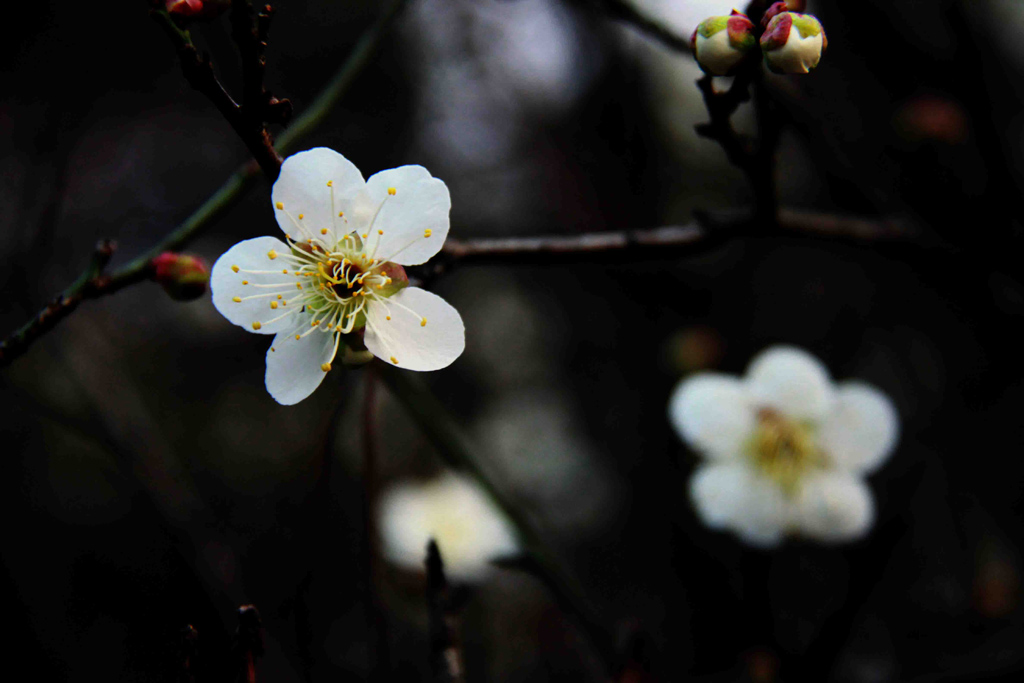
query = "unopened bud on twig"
(760, 9, 827, 74)
(165, 0, 230, 22)
(690, 11, 757, 77)
(153, 252, 209, 301)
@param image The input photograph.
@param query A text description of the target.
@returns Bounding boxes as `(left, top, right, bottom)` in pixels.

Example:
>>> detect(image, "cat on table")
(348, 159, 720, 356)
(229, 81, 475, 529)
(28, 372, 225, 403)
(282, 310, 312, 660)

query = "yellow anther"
(313, 320, 321, 326)
(242, 280, 249, 285)
(277, 294, 283, 299)
(252, 321, 262, 330)
(282, 269, 288, 274)
(326, 180, 333, 187)
(420, 318, 427, 327)
(232, 296, 242, 303)
(361, 233, 368, 239)
(296, 283, 303, 289)
(271, 347, 275, 352)
(387, 187, 396, 195)
(320, 362, 332, 372)
(267, 250, 278, 260)
(390, 356, 398, 364)
(338, 211, 344, 217)
(270, 301, 278, 310)
(376, 284, 383, 289)
(281, 300, 287, 306)
(231, 265, 239, 273)
(298, 213, 304, 220)
(386, 315, 391, 321)
(295, 334, 301, 340)
(321, 228, 328, 235)
(424, 229, 432, 238)
(275, 202, 283, 210)
(378, 229, 383, 235)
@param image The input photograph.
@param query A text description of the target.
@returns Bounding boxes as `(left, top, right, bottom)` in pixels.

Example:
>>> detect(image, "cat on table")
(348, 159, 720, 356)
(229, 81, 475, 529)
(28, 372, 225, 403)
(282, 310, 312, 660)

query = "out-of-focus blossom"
(152, 252, 209, 301)
(893, 95, 969, 145)
(668, 345, 899, 547)
(211, 148, 465, 405)
(760, 9, 827, 74)
(378, 473, 519, 582)
(690, 11, 757, 76)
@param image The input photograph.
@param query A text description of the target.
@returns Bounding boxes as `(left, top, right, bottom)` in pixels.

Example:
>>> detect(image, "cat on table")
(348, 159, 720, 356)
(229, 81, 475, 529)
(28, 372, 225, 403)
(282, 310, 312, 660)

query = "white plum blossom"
(378, 473, 519, 582)
(211, 148, 465, 405)
(668, 345, 899, 547)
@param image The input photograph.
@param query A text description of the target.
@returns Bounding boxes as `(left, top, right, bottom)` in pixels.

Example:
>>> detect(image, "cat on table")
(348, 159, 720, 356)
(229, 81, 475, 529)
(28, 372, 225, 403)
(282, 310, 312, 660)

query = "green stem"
(0, 0, 410, 367)
(376, 363, 617, 672)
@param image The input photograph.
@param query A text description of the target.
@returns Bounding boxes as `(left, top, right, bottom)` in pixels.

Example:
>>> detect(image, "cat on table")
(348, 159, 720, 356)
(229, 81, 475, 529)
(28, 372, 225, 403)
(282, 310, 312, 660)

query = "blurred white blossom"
(378, 473, 519, 582)
(668, 346, 899, 547)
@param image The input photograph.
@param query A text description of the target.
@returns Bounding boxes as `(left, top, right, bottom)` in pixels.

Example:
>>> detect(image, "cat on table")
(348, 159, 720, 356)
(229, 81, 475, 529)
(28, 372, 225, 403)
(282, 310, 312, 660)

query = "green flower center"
(746, 409, 823, 495)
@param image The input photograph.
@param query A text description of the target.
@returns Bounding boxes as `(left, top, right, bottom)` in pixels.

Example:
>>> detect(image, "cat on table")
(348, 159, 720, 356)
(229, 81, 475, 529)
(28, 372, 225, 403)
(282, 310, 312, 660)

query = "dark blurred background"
(4, 0, 1024, 680)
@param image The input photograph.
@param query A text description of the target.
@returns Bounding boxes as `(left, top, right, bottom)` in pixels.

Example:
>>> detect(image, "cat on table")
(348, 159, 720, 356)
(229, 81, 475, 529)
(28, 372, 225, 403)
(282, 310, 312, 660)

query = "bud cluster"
(689, 2, 827, 76)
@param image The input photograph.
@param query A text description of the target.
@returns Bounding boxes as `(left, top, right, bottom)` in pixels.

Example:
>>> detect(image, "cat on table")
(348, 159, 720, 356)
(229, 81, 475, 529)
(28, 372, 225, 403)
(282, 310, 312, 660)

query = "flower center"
(746, 408, 822, 494)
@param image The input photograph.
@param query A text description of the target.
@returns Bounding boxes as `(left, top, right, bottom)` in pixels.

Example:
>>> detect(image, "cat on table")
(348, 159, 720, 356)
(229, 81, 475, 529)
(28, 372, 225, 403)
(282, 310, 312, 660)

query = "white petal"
(362, 165, 451, 266)
(364, 287, 465, 371)
(271, 148, 365, 243)
(794, 471, 874, 543)
(689, 463, 789, 548)
(668, 374, 754, 460)
(818, 382, 899, 473)
(378, 474, 518, 582)
(746, 345, 834, 421)
(211, 236, 303, 335)
(264, 328, 337, 405)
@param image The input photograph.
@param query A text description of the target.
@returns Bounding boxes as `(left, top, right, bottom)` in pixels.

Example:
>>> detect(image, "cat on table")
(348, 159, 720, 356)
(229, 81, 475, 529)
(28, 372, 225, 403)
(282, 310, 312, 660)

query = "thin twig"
(592, 0, 691, 52)
(152, 7, 283, 180)
(362, 367, 392, 681)
(414, 209, 912, 283)
(0, 0, 411, 368)
(426, 540, 464, 683)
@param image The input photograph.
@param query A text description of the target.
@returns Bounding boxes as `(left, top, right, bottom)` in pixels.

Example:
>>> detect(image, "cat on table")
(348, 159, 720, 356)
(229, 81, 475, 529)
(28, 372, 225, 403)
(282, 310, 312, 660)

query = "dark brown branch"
(414, 209, 912, 283)
(152, 7, 284, 180)
(426, 541, 464, 683)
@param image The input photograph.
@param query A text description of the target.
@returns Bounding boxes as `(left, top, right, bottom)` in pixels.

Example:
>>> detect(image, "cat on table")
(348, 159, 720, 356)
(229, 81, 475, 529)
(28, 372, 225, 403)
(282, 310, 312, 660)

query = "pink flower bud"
(153, 252, 210, 301)
(165, 0, 230, 22)
(690, 11, 758, 77)
(760, 11, 827, 74)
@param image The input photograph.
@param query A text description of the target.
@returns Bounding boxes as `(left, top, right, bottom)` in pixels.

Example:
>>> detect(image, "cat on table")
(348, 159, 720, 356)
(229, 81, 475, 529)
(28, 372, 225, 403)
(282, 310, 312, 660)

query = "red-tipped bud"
(691, 12, 758, 77)
(153, 252, 210, 301)
(761, 2, 791, 29)
(165, 0, 230, 22)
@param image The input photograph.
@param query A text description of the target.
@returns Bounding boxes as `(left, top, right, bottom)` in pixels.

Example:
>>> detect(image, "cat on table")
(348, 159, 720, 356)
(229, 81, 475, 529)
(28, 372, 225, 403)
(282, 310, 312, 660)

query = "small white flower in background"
(760, 9, 827, 74)
(211, 148, 466, 405)
(690, 11, 757, 76)
(668, 345, 899, 547)
(378, 473, 519, 582)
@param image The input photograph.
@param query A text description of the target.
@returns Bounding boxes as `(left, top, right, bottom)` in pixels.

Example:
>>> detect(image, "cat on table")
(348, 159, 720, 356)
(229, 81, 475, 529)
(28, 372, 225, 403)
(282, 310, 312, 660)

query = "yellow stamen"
(231, 265, 239, 273)
(321, 363, 332, 372)
(388, 187, 397, 195)
(232, 297, 241, 303)
(390, 356, 398, 364)
(252, 321, 262, 330)
(267, 250, 278, 260)
(424, 229, 432, 238)
(275, 202, 284, 209)
(270, 301, 278, 309)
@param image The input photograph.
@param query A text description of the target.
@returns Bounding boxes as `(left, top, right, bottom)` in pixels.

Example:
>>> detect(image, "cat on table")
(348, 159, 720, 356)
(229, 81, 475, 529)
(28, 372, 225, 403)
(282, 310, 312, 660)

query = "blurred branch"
(151, 5, 284, 180)
(0, 0, 410, 368)
(377, 363, 619, 674)
(362, 367, 392, 682)
(591, 0, 690, 52)
(426, 541, 464, 683)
